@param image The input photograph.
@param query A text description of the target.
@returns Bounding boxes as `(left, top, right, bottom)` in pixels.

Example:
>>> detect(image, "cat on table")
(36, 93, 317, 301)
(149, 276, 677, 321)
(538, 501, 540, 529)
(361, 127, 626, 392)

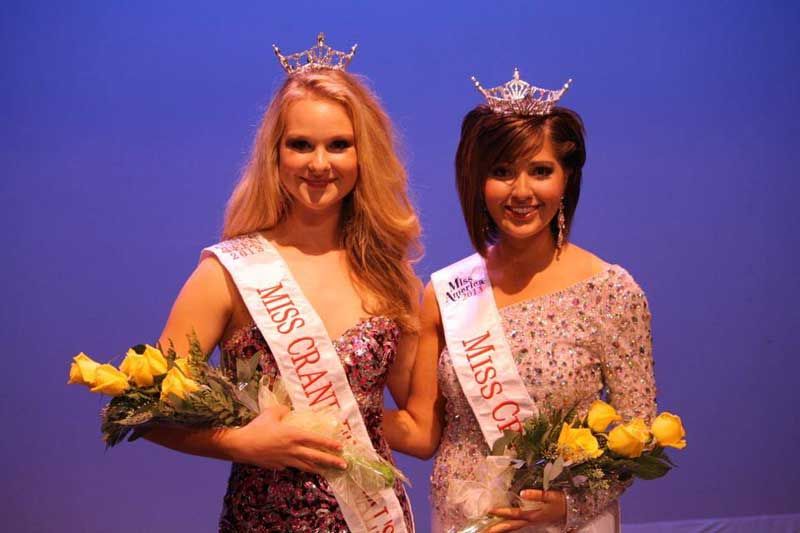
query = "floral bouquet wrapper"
(444, 455, 522, 533)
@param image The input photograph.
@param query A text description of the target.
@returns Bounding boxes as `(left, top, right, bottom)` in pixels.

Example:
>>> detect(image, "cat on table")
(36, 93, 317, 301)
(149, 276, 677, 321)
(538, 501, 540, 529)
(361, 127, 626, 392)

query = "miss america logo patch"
(446, 275, 487, 302)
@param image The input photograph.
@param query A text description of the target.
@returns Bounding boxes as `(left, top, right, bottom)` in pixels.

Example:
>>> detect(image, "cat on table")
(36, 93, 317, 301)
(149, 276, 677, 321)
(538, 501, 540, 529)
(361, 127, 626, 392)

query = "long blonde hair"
(223, 69, 422, 331)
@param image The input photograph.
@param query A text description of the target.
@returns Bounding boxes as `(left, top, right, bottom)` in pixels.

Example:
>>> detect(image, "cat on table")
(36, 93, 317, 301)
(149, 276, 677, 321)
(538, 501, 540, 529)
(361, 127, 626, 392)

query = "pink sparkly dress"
(218, 316, 413, 533)
(431, 265, 657, 532)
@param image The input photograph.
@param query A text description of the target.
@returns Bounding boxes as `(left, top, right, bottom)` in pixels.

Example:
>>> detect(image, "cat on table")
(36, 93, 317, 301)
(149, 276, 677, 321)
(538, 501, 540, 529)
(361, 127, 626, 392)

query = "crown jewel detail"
(471, 68, 572, 116)
(272, 32, 357, 74)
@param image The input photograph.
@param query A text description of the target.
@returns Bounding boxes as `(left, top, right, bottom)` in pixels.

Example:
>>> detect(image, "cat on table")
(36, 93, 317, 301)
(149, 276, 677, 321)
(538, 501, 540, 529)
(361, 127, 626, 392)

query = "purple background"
(3, 1, 799, 531)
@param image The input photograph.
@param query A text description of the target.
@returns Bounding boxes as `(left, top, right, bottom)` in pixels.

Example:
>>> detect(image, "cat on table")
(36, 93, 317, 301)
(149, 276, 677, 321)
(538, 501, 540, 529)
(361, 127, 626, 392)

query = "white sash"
(431, 253, 537, 447)
(204, 233, 409, 533)
(432, 254, 617, 533)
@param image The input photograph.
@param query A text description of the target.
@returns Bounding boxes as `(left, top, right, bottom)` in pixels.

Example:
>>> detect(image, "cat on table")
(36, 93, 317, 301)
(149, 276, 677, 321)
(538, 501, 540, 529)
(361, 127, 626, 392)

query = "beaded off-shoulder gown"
(218, 316, 413, 533)
(431, 266, 657, 533)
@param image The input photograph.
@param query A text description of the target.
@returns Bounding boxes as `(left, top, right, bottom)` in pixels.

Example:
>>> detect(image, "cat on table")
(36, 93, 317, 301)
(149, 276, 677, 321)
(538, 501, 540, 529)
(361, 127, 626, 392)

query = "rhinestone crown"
(273, 32, 357, 74)
(471, 68, 572, 116)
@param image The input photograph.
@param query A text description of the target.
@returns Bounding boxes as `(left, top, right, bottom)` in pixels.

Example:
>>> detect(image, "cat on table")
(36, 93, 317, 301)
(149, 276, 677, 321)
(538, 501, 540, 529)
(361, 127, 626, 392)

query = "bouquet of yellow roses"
(449, 400, 687, 533)
(68, 336, 261, 446)
(68, 335, 407, 498)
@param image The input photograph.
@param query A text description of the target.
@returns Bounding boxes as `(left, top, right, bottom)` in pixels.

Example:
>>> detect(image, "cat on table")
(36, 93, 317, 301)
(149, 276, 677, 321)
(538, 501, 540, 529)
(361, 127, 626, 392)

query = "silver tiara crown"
(471, 68, 572, 116)
(272, 32, 357, 74)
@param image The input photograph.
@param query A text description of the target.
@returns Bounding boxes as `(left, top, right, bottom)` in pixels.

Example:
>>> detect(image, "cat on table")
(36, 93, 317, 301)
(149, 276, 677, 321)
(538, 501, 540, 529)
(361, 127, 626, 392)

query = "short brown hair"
(454, 106, 586, 255)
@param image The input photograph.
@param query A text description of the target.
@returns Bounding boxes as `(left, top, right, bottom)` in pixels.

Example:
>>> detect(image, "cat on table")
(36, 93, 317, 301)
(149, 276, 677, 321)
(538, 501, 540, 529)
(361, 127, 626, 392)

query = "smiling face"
(483, 136, 567, 244)
(278, 97, 358, 216)
(455, 106, 586, 255)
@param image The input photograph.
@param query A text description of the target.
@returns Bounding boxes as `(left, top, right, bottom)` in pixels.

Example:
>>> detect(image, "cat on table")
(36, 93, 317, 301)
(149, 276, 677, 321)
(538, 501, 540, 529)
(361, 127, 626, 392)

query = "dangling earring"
(556, 198, 566, 250)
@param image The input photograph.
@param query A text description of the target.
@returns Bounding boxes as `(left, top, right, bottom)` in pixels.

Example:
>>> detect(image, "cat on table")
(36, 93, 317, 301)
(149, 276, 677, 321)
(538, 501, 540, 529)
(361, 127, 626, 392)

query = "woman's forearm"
(144, 425, 242, 462)
(383, 408, 440, 459)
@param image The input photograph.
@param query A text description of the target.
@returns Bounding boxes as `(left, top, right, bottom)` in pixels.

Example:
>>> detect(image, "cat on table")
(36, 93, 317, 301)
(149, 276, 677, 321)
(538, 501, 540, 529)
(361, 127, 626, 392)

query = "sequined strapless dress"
(218, 316, 413, 533)
(431, 266, 657, 532)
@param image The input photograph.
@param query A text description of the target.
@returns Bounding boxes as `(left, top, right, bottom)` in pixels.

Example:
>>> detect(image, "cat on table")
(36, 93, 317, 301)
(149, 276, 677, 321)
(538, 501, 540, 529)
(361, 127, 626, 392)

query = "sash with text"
(431, 253, 537, 448)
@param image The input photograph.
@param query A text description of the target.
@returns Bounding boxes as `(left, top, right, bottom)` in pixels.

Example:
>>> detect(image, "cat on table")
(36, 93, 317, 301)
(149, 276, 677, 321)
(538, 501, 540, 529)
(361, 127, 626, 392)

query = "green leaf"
(186, 330, 208, 363)
(605, 454, 671, 480)
(650, 446, 677, 467)
(543, 457, 565, 491)
(634, 454, 672, 479)
(491, 430, 516, 455)
(236, 354, 261, 384)
(167, 392, 186, 409)
(116, 410, 155, 426)
(207, 378, 226, 395)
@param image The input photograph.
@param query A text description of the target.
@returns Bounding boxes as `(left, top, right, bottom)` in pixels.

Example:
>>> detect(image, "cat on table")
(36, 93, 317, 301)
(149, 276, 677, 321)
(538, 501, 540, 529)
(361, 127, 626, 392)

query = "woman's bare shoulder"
(564, 244, 611, 276)
(187, 254, 235, 300)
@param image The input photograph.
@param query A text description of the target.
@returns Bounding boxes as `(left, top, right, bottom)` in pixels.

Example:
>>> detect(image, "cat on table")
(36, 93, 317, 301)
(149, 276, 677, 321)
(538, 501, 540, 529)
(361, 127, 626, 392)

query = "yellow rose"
(173, 357, 192, 377)
(160, 366, 200, 402)
(141, 344, 167, 375)
(607, 418, 651, 458)
(557, 423, 603, 463)
(120, 345, 168, 387)
(90, 364, 130, 396)
(119, 352, 156, 387)
(587, 400, 622, 433)
(67, 352, 101, 386)
(651, 412, 687, 449)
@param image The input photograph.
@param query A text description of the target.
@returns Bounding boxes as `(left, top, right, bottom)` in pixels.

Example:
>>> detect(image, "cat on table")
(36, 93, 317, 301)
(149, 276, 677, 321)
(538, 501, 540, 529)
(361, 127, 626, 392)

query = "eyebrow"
(283, 131, 355, 140)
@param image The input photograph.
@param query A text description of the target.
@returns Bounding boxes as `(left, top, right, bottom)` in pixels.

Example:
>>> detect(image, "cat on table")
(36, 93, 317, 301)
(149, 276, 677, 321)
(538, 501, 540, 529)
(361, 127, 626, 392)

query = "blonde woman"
(146, 35, 420, 532)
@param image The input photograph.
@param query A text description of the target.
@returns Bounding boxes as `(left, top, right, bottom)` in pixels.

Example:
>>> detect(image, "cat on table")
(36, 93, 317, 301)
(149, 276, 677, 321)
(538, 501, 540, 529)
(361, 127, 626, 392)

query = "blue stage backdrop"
(2, 1, 799, 531)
